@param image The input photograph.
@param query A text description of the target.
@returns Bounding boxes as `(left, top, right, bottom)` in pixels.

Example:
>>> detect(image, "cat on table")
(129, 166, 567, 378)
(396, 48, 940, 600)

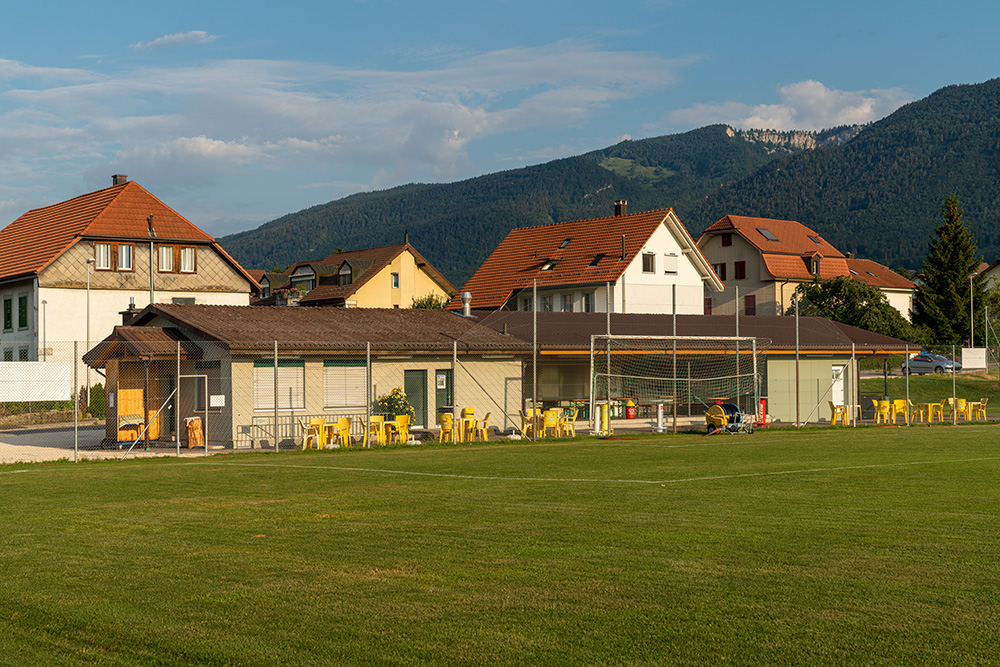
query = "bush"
(377, 386, 414, 418)
(88, 383, 107, 419)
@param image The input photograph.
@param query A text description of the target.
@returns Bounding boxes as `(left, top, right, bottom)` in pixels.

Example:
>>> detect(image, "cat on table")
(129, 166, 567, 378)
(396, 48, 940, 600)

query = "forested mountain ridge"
(219, 124, 814, 283)
(219, 77, 1000, 286)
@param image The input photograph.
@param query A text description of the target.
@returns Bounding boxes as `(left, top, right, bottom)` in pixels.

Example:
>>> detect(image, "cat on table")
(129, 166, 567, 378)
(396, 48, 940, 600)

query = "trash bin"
(625, 400, 636, 419)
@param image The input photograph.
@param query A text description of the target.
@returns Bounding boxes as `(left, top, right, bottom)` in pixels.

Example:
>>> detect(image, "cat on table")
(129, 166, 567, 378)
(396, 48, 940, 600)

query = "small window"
(179, 246, 196, 273)
(734, 261, 746, 280)
(159, 245, 174, 272)
(744, 295, 756, 316)
(812, 258, 820, 275)
(849, 269, 859, 275)
(642, 253, 655, 273)
(2, 298, 11, 331)
(540, 295, 553, 312)
(866, 271, 877, 277)
(17, 295, 27, 329)
(663, 253, 678, 275)
(521, 297, 532, 312)
(391, 272, 399, 288)
(712, 262, 726, 281)
(18, 347, 28, 361)
(721, 233, 733, 247)
(757, 228, 780, 242)
(559, 238, 571, 249)
(117, 243, 134, 271)
(589, 254, 605, 267)
(2, 348, 11, 362)
(172, 297, 195, 305)
(338, 265, 353, 286)
(704, 298, 713, 316)
(541, 259, 560, 271)
(582, 292, 595, 313)
(95, 242, 112, 270)
(808, 235, 822, 244)
(561, 294, 574, 313)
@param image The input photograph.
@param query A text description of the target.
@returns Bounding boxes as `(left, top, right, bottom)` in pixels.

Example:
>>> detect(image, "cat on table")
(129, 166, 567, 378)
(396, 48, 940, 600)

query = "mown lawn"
(2, 427, 1000, 665)
(861, 371, 999, 417)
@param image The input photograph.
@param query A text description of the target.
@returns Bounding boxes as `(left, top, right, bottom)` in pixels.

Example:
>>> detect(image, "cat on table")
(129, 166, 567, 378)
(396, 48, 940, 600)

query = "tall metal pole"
(904, 344, 909, 426)
(73, 341, 78, 463)
(86, 257, 94, 406)
(176, 340, 181, 456)
(971, 274, 974, 347)
(273, 340, 279, 451)
(672, 284, 677, 434)
(532, 279, 537, 426)
(453, 340, 458, 444)
(795, 290, 801, 428)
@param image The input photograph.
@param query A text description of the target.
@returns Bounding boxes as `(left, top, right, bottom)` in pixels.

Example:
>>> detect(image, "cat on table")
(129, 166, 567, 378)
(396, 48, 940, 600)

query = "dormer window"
(338, 264, 353, 286)
(812, 258, 820, 275)
(559, 238, 572, 249)
(541, 259, 560, 271)
(589, 253, 605, 267)
(757, 228, 780, 242)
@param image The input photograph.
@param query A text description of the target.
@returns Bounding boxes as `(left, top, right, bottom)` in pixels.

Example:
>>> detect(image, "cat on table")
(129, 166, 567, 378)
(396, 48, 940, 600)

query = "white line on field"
(196, 456, 1000, 486)
(0, 469, 34, 475)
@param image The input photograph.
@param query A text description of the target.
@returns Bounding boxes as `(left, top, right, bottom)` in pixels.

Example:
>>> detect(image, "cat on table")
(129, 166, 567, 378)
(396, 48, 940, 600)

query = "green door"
(404, 370, 427, 428)
(435, 369, 453, 419)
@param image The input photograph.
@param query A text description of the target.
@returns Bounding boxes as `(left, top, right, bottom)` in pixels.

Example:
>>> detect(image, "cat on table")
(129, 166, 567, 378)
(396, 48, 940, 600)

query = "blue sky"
(0, 0, 996, 237)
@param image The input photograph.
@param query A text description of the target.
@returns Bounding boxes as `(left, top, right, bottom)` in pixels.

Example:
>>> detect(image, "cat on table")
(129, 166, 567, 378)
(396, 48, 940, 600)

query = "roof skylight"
(849, 269, 859, 275)
(808, 235, 821, 244)
(589, 253, 605, 267)
(541, 259, 560, 271)
(559, 238, 572, 249)
(757, 228, 780, 242)
(866, 271, 877, 277)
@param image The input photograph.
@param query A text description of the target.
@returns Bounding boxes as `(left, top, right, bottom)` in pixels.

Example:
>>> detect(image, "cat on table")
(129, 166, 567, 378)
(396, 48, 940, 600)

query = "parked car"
(901, 352, 962, 375)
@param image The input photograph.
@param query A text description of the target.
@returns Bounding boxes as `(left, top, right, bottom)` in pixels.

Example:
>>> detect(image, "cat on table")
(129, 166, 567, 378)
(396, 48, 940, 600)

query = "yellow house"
(258, 242, 456, 308)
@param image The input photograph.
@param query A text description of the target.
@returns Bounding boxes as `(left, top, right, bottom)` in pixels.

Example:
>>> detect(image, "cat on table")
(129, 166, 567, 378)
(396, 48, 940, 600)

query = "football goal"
(589, 334, 769, 431)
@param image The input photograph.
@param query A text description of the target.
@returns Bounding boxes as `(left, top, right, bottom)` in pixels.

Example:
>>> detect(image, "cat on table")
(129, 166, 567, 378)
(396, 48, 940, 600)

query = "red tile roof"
(450, 208, 719, 310)
(0, 180, 255, 286)
(846, 258, 915, 290)
(702, 215, 844, 258)
(761, 253, 850, 280)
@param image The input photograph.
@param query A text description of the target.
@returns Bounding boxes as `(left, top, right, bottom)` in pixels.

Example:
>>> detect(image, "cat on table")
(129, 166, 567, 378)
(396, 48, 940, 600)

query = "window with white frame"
(391, 272, 399, 288)
(561, 293, 574, 312)
(159, 245, 174, 272)
(582, 292, 595, 312)
(253, 360, 305, 411)
(663, 253, 678, 274)
(95, 242, 112, 270)
(179, 246, 196, 273)
(540, 295, 553, 312)
(323, 360, 366, 409)
(117, 243, 134, 271)
(642, 252, 655, 273)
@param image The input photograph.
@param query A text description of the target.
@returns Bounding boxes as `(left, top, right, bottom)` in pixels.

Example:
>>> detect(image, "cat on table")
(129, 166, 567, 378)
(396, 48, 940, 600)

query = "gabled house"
(0, 175, 257, 361)
(255, 241, 456, 308)
(697, 215, 915, 320)
(450, 201, 724, 314)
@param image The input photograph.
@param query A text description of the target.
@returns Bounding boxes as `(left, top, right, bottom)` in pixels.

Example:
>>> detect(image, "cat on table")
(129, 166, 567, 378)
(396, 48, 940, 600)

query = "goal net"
(590, 335, 769, 425)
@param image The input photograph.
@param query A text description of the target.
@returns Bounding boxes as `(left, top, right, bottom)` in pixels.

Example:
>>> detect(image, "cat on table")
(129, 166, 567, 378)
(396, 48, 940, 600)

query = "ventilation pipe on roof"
(614, 200, 627, 216)
(621, 235, 626, 261)
(404, 229, 409, 245)
(461, 291, 472, 317)
(112, 174, 128, 186)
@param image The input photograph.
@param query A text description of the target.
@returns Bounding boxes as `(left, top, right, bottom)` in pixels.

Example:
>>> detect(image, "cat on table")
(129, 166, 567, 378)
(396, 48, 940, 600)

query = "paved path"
(0, 424, 213, 464)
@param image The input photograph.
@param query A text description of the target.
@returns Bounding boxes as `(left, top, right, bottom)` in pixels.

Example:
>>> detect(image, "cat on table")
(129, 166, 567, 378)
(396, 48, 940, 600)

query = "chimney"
(845, 251, 853, 259)
(147, 214, 156, 238)
(461, 291, 472, 317)
(614, 200, 628, 216)
(404, 229, 409, 245)
(119, 297, 139, 325)
(112, 174, 128, 186)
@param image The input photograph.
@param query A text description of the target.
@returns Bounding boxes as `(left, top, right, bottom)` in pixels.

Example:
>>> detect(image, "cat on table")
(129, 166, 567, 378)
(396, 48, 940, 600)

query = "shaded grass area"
(861, 372, 1000, 416)
(2, 428, 1000, 665)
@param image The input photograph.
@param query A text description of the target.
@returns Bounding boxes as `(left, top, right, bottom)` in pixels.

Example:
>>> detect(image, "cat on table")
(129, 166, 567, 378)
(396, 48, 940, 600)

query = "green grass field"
(3, 427, 1000, 665)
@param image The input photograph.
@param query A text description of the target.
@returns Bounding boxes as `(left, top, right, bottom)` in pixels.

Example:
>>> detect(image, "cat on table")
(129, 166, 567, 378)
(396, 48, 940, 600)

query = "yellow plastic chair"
(874, 400, 891, 425)
(368, 415, 385, 446)
(474, 412, 491, 442)
(332, 417, 352, 448)
(890, 399, 908, 424)
(560, 408, 579, 437)
(828, 401, 848, 426)
(976, 397, 989, 420)
(298, 418, 321, 450)
(542, 409, 560, 438)
(390, 414, 411, 444)
(930, 401, 945, 423)
(438, 413, 454, 442)
(519, 410, 534, 438)
(310, 417, 327, 448)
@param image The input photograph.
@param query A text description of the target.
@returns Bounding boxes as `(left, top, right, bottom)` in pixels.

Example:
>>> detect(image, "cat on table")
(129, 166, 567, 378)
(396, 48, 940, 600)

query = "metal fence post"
(952, 343, 957, 425)
(274, 340, 279, 450)
(452, 340, 458, 444)
(176, 340, 181, 457)
(904, 344, 909, 426)
(73, 341, 78, 463)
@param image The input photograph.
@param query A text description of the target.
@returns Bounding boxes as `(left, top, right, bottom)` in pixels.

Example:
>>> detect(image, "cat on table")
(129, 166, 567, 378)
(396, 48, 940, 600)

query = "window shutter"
(254, 361, 304, 410)
(323, 360, 366, 409)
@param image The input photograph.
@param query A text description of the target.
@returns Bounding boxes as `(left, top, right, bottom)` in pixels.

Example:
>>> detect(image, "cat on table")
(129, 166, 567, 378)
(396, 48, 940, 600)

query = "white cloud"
(669, 80, 912, 131)
(131, 31, 217, 51)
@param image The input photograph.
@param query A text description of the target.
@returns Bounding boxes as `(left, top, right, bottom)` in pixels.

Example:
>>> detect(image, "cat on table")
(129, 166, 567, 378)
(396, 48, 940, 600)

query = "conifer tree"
(913, 195, 985, 344)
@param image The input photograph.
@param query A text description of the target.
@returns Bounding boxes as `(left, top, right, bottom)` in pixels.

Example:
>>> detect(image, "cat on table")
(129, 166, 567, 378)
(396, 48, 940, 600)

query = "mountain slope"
(219, 125, 795, 283)
(689, 79, 1000, 269)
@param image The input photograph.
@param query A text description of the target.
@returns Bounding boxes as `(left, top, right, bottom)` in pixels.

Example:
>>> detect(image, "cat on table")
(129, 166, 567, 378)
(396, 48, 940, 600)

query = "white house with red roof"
(0, 175, 257, 361)
(697, 215, 915, 320)
(450, 201, 724, 315)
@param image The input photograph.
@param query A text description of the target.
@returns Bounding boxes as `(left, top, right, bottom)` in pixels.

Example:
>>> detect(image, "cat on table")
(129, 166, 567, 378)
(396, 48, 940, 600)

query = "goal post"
(589, 334, 769, 432)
